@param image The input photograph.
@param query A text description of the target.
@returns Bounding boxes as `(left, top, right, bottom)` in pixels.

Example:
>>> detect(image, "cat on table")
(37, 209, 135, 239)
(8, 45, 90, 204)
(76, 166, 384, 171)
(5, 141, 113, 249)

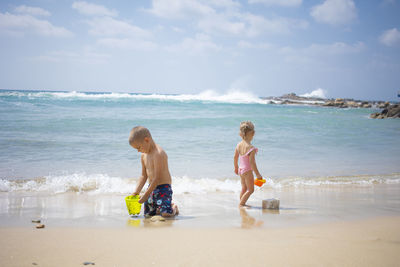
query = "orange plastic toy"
(254, 178, 266, 187)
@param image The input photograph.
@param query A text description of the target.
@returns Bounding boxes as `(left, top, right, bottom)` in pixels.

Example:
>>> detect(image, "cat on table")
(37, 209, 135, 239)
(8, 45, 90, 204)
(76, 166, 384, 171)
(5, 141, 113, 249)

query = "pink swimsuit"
(238, 147, 258, 175)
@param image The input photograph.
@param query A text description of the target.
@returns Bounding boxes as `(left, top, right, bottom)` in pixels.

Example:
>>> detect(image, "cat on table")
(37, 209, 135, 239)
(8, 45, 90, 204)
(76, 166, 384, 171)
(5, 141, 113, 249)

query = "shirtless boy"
(129, 126, 178, 217)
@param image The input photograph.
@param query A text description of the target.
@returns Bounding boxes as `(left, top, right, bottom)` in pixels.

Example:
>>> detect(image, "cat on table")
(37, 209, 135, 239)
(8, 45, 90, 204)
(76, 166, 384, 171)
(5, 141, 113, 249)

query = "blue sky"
(0, 0, 399, 100)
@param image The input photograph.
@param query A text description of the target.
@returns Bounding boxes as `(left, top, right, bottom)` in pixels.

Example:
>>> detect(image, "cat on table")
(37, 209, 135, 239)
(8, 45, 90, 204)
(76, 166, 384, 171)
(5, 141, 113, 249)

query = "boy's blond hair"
(129, 126, 152, 144)
(239, 121, 254, 138)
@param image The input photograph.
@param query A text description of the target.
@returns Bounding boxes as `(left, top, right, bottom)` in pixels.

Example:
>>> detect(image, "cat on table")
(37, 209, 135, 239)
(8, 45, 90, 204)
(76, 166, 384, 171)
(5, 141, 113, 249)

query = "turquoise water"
(0, 90, 399, 193)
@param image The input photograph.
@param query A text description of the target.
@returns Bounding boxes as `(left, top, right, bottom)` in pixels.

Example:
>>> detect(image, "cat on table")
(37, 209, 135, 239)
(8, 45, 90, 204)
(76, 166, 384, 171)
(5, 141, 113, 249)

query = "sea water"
(0, 89, 399, 194)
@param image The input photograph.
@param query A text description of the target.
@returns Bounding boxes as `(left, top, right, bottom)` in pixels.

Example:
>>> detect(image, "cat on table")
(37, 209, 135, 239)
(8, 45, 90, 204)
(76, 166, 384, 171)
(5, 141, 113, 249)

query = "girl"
(234, 121, 263, 207)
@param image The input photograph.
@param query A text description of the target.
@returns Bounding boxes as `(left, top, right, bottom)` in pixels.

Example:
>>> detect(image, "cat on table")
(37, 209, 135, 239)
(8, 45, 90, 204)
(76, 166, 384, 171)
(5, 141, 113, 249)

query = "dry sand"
(1, 216, 399, 267)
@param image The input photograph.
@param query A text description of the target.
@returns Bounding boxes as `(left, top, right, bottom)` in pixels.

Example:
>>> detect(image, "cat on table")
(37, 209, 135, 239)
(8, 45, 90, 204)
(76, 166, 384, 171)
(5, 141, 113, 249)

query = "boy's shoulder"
(155, 144, 168, 157)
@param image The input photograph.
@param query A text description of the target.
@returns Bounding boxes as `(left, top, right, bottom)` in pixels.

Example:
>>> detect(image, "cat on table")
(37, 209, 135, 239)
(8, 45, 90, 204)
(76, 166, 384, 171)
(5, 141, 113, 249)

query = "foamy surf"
(1, 173, 399, 195)
(0, 90, 268, 105)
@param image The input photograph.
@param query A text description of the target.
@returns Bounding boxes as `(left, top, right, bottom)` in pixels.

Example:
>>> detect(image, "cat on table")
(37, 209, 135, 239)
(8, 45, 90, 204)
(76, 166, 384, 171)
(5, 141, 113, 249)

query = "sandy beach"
(1, 216, 400, 267)
(1, 183, 400, 266)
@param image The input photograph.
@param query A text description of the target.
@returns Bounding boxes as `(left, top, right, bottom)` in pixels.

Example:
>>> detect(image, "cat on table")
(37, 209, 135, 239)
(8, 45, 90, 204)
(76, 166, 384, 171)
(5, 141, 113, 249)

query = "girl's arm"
(133, 155, 148, 195)
(234, 148, 239, 175)
(249, 151, 262, 179)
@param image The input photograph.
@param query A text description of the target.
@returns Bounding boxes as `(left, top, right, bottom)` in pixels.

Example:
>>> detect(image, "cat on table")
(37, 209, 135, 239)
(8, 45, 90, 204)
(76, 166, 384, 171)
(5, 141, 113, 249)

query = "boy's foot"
(161, 204, 179, 217)
(173, 204, 179, 216)
(239, 204, 251, 209)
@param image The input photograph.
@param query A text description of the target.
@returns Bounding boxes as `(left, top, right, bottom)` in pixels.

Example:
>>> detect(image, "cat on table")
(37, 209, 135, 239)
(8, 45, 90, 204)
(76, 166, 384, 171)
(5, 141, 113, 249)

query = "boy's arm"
(249, 151, 262, 179)
(133, 155, 148, 195)
(138, 152, 166, 204)
(234, 148, 239, 175)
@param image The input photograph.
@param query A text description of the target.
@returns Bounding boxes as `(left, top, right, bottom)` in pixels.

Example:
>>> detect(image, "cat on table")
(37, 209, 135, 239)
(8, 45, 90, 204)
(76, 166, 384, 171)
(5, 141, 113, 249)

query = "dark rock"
(370, 104, 400, 119)
(36, 224, 45, 229)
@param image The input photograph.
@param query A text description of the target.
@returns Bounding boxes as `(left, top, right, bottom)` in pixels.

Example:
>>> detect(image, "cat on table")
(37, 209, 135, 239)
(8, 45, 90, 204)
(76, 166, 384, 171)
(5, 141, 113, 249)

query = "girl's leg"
(240, 175, 247, 200)
(239, 172, 255, 207)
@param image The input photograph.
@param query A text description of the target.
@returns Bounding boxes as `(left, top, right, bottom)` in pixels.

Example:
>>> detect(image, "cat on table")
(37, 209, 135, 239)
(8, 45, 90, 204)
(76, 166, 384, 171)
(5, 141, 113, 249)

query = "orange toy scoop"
(254, 178, 266, 187)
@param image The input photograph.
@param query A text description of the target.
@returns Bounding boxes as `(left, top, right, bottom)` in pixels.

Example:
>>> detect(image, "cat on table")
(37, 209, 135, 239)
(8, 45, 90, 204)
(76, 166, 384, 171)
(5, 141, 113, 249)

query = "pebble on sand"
(83, 262, 95, 265)
(36, 224, 45, 229)
(31, 219, 41, 223)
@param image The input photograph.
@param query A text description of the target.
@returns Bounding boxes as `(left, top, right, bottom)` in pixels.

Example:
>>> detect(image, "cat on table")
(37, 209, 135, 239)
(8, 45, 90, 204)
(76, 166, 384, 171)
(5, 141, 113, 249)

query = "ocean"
(1, 89, 399, 195)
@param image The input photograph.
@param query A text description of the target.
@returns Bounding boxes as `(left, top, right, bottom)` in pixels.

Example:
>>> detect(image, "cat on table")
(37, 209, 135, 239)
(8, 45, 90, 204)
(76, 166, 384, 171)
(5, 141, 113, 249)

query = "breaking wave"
(1, 173, 399, 195)
(0, 90, 268, 105)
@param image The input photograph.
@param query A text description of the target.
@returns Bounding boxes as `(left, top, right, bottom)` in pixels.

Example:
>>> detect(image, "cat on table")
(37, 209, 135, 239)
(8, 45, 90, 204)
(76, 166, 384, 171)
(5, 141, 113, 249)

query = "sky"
(0, 0, 399, 101)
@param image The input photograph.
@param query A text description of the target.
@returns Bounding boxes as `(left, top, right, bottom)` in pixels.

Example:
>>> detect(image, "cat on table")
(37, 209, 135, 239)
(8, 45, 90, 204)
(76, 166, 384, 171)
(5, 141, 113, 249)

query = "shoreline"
(1, 183, 399, 229)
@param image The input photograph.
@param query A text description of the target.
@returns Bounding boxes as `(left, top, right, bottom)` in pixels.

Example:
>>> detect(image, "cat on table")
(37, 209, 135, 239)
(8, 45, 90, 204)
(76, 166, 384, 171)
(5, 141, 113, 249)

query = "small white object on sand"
(262, 199, 280, 210)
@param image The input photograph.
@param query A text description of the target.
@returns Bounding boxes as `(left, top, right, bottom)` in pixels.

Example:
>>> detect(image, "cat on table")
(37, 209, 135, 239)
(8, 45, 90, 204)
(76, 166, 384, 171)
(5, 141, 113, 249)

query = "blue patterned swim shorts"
(144, 184, 173, 216)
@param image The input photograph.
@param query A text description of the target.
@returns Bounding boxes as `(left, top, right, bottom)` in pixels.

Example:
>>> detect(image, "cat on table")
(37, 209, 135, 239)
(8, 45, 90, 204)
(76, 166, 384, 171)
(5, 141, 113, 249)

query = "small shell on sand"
(150, 215, 166, 222)
(83, 262, 95, 265)
(31, 219, 41, 223)
(36, 224, 45, 229)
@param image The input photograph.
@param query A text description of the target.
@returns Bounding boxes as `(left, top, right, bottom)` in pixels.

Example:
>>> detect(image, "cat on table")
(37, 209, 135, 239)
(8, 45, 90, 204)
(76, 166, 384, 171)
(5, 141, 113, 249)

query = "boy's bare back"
(141, 143, 172, 186)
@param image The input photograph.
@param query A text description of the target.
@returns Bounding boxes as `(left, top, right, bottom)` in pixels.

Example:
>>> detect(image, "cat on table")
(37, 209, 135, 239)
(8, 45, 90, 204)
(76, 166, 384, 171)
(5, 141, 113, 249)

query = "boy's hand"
(138, 194, 148, 204)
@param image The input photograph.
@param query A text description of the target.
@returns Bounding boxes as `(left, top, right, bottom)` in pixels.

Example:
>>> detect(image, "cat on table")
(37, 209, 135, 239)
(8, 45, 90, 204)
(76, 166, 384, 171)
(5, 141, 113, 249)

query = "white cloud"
(237, 40, 272, 49)
(72, 1, 118, 17)
(239, 12, 308, 36)
(198, 13, 245, 36)
(311, 0, 357, 26)
(15, 5, 51, 16)
(248, 0, 302, 7)
(379, 28, 400, 47)
(147, 0, 215, 19)
(279, 41, 365, 63)
(206, 0, 241, 9)
(172, 26, 185, 33)
(0, 12, 73, 37)
(33, 49, 110, 64)
(86, 17, 152, 38)
(148, 0, 307, 37)
(97, 38, 158, 50)
(300, 88, 327, 98)
(306, 41, 365, 54)
(167, 33, 221, 54)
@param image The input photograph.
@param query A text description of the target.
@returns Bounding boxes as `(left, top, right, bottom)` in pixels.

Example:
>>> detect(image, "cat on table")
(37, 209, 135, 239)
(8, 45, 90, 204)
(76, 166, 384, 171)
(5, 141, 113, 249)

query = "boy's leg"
(155, 184, 177, 217)
(144, 192, 156, 217)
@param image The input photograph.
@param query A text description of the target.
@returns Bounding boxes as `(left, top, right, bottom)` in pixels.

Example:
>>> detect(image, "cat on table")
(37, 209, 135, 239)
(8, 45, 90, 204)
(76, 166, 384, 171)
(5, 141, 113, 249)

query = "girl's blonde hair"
(239, 121, 255, 138)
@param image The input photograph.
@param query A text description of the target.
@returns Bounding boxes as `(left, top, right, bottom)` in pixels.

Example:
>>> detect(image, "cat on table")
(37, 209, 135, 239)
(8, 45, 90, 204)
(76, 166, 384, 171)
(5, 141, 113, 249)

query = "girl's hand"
(234, 166, 238, 175)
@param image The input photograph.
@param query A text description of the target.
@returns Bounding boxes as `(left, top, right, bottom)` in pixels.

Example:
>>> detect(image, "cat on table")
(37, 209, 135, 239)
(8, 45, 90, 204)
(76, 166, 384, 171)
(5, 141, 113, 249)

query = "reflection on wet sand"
(262, 208, 280, 215)
(239, 208, 263, 229)
(127, 216, 175, 228)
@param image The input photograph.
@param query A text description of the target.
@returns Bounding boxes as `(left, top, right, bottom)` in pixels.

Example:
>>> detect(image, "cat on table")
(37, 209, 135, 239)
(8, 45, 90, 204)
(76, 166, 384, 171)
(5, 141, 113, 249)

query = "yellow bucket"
(125, 195, 142, 215)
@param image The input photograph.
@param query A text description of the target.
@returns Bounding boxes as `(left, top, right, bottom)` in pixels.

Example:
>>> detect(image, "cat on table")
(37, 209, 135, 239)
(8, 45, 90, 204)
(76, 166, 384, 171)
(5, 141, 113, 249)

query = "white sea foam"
(1, 173, 399, 194)
(300, 88, 327, 99)
(0, 90, 268, 105)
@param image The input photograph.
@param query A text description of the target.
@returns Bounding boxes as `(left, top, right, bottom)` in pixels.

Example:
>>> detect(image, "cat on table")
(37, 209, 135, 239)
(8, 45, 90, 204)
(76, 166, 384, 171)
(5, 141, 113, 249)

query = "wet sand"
(1, 183, 400, 266)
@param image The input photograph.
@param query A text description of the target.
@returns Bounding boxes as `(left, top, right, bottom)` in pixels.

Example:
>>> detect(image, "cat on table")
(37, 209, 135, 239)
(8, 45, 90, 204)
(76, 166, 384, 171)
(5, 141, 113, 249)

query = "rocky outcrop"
(262, 93, 396, 111)
(322, 98, 372, 108)
(370, 104, 400, 119)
